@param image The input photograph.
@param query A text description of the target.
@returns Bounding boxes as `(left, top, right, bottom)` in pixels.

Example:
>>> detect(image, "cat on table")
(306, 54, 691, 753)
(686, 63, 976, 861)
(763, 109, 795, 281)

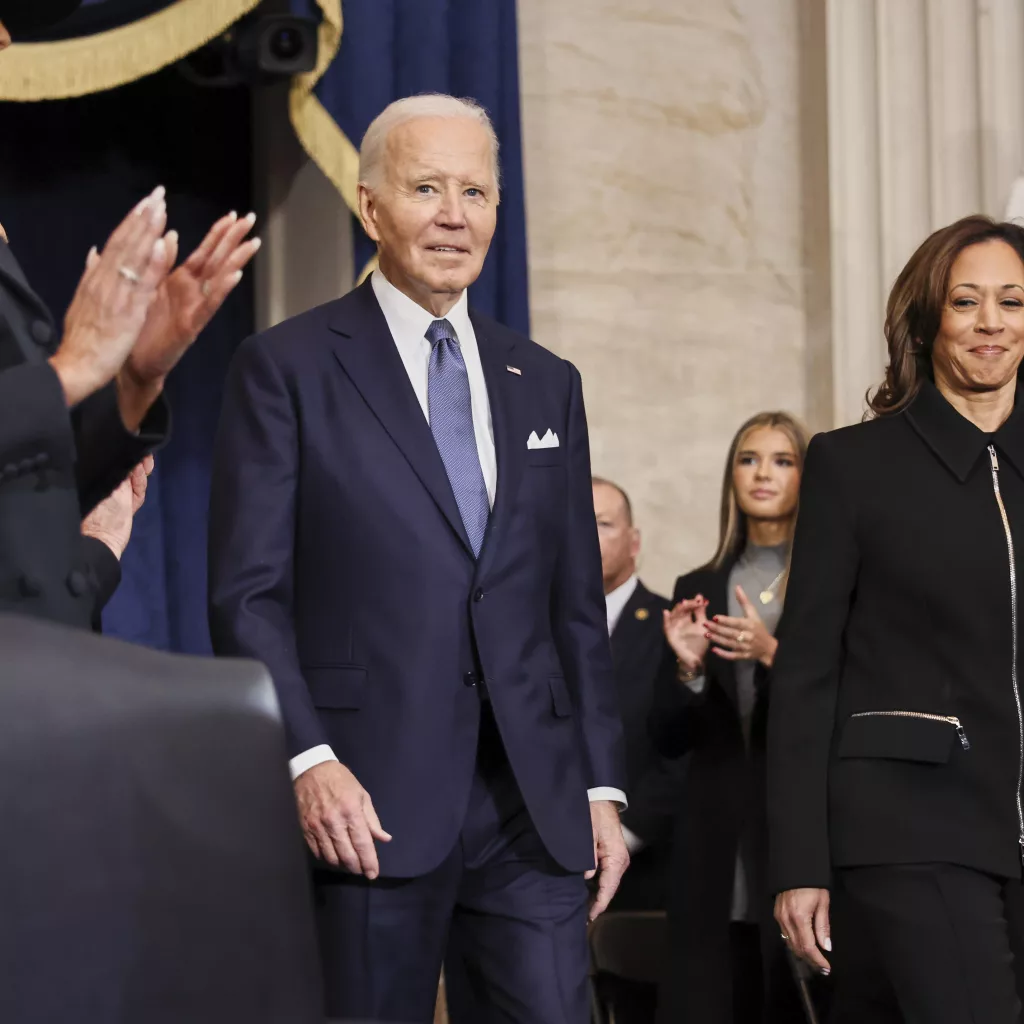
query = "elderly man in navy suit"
(209, 94, 629, 1023)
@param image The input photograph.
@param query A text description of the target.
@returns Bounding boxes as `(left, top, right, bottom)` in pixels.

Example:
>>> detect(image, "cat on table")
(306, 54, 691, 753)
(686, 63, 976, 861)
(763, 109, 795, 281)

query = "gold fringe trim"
(0, 0, 262, 101)
(288, 0, 378, 285)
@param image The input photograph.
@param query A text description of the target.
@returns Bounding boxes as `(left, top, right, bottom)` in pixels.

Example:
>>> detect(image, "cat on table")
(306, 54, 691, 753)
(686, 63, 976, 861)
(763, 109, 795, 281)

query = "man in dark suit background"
(209, 94, 629, 1024)
(593, 477, 677, 913)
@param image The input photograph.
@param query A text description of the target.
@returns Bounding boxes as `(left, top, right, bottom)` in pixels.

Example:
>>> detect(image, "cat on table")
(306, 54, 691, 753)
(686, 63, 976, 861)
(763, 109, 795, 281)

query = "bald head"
(592, 478, 639, 594)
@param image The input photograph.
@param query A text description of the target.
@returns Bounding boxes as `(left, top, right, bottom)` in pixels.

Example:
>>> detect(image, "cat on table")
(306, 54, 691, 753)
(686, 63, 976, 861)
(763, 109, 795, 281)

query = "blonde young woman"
(650, 411, 826, 1024)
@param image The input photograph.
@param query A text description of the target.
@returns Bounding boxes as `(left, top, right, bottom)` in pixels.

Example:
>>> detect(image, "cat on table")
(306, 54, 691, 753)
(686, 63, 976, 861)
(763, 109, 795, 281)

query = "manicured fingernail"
(821, 969, 830, 977)
(245, 211, 257, 224)
(152, 237, 166, 260)
(823, 938, 832, 952)
(166, 230, 179, 246)
(152, 185, 166, 201)
(232, 269, 244, 285)
(228, 210, 238, 221)
(86, 245, 99, 266)
(250, 237, 262, 251)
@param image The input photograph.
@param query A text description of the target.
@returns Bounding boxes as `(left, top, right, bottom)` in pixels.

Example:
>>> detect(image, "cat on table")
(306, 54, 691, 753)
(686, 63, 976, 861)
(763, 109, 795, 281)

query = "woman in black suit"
(0, 0, 259, 629)
(769, 215, 1024, 1023)
(650, 410, 821, 1023)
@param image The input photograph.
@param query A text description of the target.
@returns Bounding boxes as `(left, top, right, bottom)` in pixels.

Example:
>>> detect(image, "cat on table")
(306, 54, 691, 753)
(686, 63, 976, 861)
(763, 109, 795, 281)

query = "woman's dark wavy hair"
(868, 215, 1024, 418)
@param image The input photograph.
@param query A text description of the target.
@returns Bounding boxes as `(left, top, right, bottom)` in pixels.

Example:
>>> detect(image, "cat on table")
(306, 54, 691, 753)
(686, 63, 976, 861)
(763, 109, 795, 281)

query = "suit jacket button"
(66, 570, 89, 597)
(18, 575, 42, 598)
(31, 320, 53, 346)
(473, 588, 484, 602)
(463, 672, 477, 687)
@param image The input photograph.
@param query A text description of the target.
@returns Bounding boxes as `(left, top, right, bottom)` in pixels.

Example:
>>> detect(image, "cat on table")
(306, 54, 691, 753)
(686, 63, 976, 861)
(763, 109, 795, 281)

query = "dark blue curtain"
(293, 0, 530, 335)
(0, 70, 254, 653)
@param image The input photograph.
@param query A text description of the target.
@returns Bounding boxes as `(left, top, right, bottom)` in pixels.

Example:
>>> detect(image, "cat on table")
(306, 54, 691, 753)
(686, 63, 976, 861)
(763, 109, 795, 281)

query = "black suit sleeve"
(73, 383, 169, 516)
(767, 433, 859, 893)
(621, 744, 688, 845)
(647, 574, 715, 759)
(81, 535, 122, 631)
(0, 362, 76, 474)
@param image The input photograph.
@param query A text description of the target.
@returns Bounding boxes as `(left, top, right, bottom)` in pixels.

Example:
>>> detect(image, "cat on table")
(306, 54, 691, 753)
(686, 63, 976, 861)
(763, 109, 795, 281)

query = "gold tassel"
(288, 0, 377, 284)
(0, 0, 263, 101)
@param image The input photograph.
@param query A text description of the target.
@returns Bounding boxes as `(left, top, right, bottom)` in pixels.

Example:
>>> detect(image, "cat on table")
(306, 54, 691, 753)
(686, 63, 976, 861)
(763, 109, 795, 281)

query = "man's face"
(593, 482, 640, 594)
(0, 20, 11, 52)
(358, 116, 498, 313)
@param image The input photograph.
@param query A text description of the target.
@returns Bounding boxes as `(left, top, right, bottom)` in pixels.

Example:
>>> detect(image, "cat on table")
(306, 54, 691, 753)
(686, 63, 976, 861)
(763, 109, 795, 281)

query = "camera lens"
(269, 27, 302, 61)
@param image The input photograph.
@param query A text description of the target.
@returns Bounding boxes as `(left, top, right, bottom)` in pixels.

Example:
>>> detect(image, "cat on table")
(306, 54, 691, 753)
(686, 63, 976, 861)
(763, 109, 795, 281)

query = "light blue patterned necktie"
(426, 318, 490, 556)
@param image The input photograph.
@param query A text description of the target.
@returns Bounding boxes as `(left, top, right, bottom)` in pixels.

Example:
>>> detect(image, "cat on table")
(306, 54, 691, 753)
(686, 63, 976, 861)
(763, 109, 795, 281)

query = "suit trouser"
(312, 703, 590, 1024)
(830, 863, 1022, 1024)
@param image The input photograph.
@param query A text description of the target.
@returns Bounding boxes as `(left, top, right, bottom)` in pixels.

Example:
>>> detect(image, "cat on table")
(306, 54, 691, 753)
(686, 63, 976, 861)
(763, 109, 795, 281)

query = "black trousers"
(830, 864, 1023, 1024)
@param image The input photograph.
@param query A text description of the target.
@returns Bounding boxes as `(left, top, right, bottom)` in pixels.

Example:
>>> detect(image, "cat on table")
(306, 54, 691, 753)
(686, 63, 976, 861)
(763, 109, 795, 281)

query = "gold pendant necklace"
(759, 569, 786, 605)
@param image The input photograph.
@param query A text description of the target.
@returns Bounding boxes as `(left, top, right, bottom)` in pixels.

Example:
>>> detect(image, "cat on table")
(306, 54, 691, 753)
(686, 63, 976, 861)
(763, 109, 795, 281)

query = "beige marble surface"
(518, 0, 810, 597)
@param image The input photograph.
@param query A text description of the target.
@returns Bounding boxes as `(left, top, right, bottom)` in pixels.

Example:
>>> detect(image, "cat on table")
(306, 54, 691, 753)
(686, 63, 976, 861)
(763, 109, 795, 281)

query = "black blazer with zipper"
(0, 240, 167, 629)
(768, 379, 1024, 894)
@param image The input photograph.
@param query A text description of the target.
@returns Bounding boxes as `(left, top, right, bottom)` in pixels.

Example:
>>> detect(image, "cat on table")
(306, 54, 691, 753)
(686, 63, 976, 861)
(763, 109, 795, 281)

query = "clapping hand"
(81, 455, 155, 560)
(705, 585, 779, 668)
(662, 594, 711, 672)
(118, 211, 262, 427)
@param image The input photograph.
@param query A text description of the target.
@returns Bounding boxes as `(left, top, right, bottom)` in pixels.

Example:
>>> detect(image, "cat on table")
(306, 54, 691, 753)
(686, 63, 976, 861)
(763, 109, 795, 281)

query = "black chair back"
(0, 615, 323, 1023)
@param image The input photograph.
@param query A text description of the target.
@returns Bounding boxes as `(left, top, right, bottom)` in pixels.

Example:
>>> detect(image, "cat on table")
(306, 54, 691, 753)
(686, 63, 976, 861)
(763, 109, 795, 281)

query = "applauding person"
(649, 412, 824, 1024)
(0, 0, 260, 628)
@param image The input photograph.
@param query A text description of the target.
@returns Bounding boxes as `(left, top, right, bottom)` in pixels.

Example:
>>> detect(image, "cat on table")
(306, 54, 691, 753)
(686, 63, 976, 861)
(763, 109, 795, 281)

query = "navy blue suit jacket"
(208, 280, 626, 878)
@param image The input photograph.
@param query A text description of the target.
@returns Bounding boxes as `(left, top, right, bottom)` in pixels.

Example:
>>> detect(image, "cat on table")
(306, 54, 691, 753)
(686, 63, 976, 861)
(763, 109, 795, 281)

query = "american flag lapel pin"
(506, 365, 522, 375)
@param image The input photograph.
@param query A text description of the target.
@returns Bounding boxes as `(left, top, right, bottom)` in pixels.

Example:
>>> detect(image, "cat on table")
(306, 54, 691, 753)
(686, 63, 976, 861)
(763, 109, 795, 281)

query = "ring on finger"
(201, 280, 211, 298)
(737, 631, 750, 644)
(118, 265, 141, 284)
(780, 933, 789, 941)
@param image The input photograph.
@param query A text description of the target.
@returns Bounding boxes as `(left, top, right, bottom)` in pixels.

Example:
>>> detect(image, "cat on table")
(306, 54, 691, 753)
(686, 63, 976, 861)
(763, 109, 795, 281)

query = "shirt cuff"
(289, 744, 338, 781)
(685, 674, 708, 694)
(621, 824, 646, 855)
(588, 787, 628, 810)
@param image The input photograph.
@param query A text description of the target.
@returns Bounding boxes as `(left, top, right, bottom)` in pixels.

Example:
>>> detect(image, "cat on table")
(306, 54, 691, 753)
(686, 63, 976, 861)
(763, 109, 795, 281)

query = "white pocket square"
(527, 429, 560, 450)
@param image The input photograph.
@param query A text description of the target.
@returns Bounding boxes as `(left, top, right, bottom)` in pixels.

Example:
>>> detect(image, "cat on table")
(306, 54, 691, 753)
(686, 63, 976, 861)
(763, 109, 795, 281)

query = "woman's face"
(732, 426, 801, 524)
(932, 239, 1024, 396)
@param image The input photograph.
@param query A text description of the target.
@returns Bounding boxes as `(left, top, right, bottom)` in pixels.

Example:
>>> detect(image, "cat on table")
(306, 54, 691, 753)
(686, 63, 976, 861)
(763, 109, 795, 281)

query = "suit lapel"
(473, 313, 525, 580)
(0, 243, 51, 367)
(329, 282, 474, 557)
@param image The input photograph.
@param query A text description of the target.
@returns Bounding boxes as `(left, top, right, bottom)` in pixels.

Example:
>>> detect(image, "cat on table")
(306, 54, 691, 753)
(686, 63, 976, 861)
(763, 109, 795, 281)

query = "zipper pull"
(955, 722, 971, 750)
(989, 445, 1000, 472)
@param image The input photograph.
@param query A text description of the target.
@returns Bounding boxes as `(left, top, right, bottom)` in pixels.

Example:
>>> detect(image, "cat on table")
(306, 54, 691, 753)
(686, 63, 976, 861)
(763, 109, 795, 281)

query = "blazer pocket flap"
(304, 665, 368, 709)
(838, 714, 955, 764)
(549, 674, 573, 717)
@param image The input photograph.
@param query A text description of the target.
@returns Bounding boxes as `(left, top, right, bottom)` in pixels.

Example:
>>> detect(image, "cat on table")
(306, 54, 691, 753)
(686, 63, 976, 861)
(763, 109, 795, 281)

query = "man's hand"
(80, 455, 155, 560)
(50, 188, 171, 409)
(776, 887, 831, 974)
(118, 212, 261, 429)
(585, 799, 630, 921)
(294, 760, 392, 879)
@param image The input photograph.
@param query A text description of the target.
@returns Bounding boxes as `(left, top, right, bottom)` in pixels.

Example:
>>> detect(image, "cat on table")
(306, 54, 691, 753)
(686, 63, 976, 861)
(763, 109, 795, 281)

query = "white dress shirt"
(290, 270, 626, 810)
(605, 574, 639, 636)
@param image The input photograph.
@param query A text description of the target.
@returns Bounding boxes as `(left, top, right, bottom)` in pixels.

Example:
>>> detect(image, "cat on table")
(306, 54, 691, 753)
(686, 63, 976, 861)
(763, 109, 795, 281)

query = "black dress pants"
(831, 863, 1022, 1024)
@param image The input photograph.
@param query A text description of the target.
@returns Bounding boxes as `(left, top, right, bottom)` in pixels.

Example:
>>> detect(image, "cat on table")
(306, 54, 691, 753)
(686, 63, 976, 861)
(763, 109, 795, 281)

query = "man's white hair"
(359, 93, 501, 192)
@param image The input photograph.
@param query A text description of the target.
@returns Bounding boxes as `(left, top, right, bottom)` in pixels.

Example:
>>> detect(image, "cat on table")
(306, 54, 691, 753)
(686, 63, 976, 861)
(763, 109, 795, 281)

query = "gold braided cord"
(287, 0, 378, 285)
(0, 0, 262, 101)
(287, 0, 358, 213)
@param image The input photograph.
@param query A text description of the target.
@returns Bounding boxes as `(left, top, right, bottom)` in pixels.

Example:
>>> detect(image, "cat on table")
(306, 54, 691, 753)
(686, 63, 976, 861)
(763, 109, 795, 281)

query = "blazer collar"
(905, 378, 1024, 482)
